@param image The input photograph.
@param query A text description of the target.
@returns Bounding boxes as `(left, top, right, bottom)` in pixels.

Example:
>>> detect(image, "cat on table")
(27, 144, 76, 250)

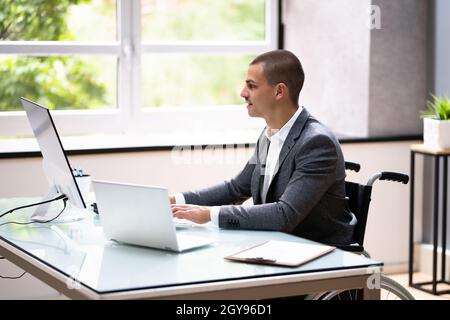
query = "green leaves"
(141, 0, 264, 42)
(0, 57, 108, 111)
(421, 94, 450, 121)
(0, 0, 108, 111)
(0, 0, 88, 41)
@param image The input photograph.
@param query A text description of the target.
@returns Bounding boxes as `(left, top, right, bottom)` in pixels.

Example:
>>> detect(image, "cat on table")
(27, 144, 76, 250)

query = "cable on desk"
(0, 253, 26, 280)
(0, 197, 68, 227)
(0, 271, 27, 280)
(0, 194, 67, 219)
(0, 198, 68, 280)
(0, 196, 68, 281)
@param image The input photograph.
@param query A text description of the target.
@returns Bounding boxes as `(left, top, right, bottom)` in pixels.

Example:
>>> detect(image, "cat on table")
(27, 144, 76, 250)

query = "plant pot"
(423, 118, 450, 149)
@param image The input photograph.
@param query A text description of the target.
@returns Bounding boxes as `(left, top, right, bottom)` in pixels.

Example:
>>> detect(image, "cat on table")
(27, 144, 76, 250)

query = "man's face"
(240, 63, 277, 118)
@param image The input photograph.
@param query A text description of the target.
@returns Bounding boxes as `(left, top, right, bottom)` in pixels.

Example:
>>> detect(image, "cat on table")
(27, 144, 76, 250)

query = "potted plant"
(421, 94, 450, 149)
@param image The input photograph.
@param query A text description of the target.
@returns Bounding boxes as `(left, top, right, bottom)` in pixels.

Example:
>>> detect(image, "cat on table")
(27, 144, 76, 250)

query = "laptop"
(92, 180, 215, 252)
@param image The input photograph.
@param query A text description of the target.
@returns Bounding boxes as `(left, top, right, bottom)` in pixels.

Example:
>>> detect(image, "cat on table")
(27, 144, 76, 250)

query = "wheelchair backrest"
(342, 161, 408, 249)
(345, 181, 373, 246)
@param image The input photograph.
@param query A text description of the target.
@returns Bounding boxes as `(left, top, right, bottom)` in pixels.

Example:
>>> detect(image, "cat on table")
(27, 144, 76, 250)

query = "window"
(0, 0, 278, 140)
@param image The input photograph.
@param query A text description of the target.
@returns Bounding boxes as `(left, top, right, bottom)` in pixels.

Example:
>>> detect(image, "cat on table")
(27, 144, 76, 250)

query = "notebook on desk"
(225, 240, 335, 267)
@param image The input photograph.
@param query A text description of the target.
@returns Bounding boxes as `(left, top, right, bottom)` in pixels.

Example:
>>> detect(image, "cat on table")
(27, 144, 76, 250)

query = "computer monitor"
(20, 97, 88, 222)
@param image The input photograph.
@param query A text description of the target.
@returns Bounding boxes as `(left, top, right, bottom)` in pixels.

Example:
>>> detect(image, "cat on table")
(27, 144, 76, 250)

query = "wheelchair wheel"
(379, 275, 415, 300)
(305, 275, 415, 300)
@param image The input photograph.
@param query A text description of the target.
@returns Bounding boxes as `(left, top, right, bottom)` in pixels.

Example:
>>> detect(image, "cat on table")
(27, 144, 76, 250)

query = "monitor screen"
(20, 97, 86, 212)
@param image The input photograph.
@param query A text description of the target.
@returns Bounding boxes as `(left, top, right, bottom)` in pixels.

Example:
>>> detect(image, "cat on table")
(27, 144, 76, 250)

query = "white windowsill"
(0, 129, 262, 154)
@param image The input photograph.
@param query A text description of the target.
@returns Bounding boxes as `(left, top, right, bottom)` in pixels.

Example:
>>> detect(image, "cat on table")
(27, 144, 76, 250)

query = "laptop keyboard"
(173, 218, 193, 228)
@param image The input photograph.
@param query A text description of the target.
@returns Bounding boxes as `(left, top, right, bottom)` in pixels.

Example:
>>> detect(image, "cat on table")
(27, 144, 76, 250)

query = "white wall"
(283, 0, 427, 137)
(283, 0, 371, 137)
(0, 141, 420, 298)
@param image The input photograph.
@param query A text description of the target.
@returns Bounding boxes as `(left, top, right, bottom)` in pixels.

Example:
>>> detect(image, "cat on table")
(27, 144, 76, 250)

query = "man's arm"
(180, 146, 258, 206)
(170, 129, 267, 207)
(170, 144, 260, 224)
(169, 163, 254, 206)
(218, 134, 338, 231)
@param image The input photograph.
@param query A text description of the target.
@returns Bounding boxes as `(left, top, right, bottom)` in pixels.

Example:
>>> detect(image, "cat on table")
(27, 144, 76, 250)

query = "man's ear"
(275, 83, 287, 100)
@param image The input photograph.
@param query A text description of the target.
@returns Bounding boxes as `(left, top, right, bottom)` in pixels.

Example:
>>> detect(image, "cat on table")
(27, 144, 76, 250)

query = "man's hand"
(169, 195, 176, 204)
(171, 204, 211, 224)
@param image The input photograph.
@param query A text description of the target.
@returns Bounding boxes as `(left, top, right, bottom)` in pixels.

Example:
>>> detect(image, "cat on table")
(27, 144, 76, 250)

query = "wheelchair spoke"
(311, 276, 414, 300)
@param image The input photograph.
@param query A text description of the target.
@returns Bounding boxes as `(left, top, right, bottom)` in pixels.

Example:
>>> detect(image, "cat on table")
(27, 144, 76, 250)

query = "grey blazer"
(183, 108, 355, 244)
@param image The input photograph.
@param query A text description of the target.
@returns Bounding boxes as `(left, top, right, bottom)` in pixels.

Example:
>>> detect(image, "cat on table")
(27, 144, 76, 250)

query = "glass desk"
(0, 198, 383, 300)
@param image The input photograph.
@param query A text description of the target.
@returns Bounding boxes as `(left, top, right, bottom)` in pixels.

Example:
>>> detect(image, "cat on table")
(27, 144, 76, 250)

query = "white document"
(226, 240, 335, 267)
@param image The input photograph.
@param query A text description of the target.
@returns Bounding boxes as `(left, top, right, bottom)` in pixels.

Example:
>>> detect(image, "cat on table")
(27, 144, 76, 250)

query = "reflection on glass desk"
(1, 225, 86, 280)
(0, 198, 383, 300)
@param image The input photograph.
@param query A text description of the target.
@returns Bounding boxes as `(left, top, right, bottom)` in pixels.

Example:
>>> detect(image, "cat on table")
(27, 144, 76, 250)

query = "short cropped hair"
(250, 50, 305, 105)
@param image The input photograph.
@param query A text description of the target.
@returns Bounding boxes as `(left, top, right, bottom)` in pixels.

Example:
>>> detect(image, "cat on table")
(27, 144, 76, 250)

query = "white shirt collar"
(265, 107, 303, 143)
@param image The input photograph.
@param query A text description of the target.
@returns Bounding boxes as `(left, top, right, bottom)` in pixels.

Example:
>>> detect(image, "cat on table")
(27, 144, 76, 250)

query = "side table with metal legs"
(409, 144, 450, 295)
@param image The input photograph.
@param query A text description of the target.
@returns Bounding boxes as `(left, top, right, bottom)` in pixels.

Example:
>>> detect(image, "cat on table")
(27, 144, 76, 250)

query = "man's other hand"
(171, 204, 211, 224)
(169, 195, 176, 204)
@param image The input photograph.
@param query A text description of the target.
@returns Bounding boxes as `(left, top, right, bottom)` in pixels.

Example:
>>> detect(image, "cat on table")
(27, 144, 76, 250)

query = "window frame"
(0, 0, 278, 139)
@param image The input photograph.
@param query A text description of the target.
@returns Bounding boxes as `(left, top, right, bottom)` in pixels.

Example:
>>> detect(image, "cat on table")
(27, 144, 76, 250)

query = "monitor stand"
(31, 185, 87, 223)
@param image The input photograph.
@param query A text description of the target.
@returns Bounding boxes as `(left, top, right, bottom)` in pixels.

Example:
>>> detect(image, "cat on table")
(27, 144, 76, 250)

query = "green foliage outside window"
(0, 0, 109, 111)
(0, 56, 109, 111)
(0, 0, 81, 41)
(1, 0, 266, 111)
(141, 0, 265, 41)
(140, 0, 264, 108)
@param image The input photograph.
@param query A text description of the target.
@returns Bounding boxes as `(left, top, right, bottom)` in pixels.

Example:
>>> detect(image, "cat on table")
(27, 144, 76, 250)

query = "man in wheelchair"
(169, 49, 414, 300)
(170, 49, 356, 245)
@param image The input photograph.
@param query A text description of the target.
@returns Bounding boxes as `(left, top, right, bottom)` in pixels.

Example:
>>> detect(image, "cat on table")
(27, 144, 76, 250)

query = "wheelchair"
(305, 161, 415, 300)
